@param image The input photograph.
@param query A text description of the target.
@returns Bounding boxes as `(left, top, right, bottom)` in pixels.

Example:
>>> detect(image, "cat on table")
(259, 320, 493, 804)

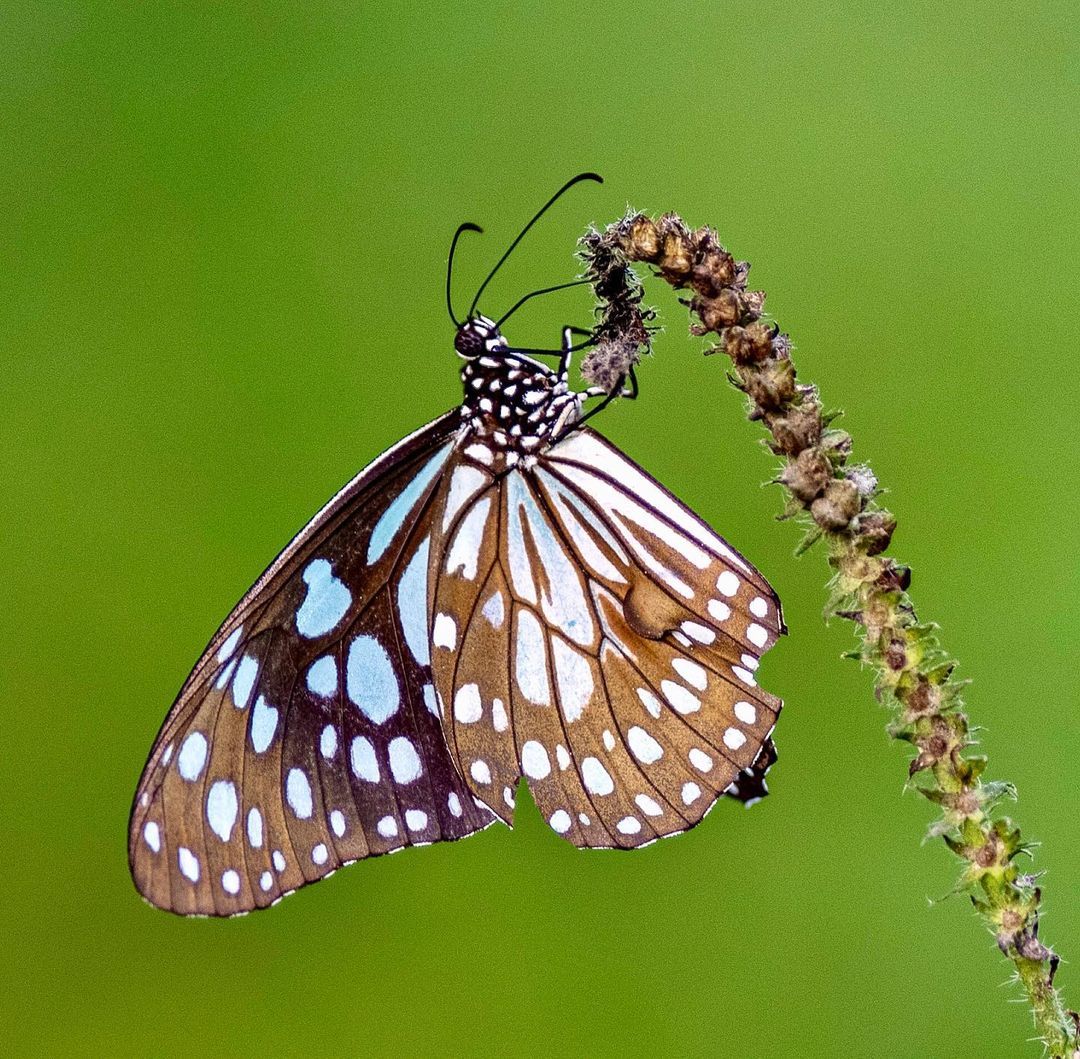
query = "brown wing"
(428, 427, 784, 847)
(129, 412, 498, 916)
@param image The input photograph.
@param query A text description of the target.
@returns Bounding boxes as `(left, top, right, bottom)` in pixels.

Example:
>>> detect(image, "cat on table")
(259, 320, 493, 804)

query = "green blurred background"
(3, 2, 1078, 1055)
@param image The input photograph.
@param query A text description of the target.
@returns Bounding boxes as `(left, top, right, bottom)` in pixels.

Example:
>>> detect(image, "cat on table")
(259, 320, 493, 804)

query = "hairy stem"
(578, 211, 1079, 1057)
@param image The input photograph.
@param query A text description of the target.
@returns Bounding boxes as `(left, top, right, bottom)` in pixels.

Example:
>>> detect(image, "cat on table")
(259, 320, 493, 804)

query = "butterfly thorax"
(456, 316, 581, 456)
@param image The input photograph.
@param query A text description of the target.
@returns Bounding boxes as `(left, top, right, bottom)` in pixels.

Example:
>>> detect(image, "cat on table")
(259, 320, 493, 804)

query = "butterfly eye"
(454, 324, 486, 358)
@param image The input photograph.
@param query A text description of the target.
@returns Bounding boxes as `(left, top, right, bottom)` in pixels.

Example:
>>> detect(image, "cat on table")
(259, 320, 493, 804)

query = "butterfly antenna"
(468, 172, 603, 320)
(495, 279, 593, 328)
(446, 222, 483, 327)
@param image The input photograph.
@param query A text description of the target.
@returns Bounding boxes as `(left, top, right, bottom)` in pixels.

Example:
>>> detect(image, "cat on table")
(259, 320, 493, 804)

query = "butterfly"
(129, 174, 785, 916)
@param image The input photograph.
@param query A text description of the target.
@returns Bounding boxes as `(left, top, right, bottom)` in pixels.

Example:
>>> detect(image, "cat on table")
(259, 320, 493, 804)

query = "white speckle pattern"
(582, 756, 614, 795)
(346, 634, 400, 724)
(470, 760, 491, 785)
(221, 869, 240, 895)
(178, 846, 199, 882)
(734, 701, 757, 725)
(350, 736, 379, 782)
(397, 536, 431, 666)
(549, 809, 572, 834)
(635, 793, 663, 817)
(681, 621, 716, 644)
(661, 679, 701, 715)
(296, 559, 352, 639)
(556, 744, 571, 770)
(717, 571, 740, 597)
(216, 626, 243, 663)
(551, 636, 593, 723)
(482, 590, 505, 628)
(377, 815, 398, 838)
(388, 736, 422, 784)
(405, 809, 428, 832)
(689, 748, 714, 773)
(272, 850, 286, 872)
(177, 732, 208, 781)
(708, 598, 731, 622)
(724, 727, 747, 750)
(433, 612, 457, 650)
(454, 683, 483, 724)
(330, 809, 346, 837)
(206, 780, 238, 841)
(491, 697, 508, 733)
(311, 843, 328, 866)
(259, 870, 273, 892)
(682, 782, 702, 805)
(627, 726, 663, 764)
(250, 694, 278, 753)
(306, 655, 338, 698)
(637, 688, 662, 719)
(747, 622, 768, 648)
(521, 740, 551, 780)
(320, 724, 338, 759)
(286, 767, 313, 819)
(143, 821, 160, 852)
(448, 792, 463, 817)
(617, 816, 641, 835)
(602, 729, 615, 751)
(232, 655, 259, 710)
(750, 596, 769, 618)
(672, 657, 708, 691)
(247, 807, 263, 848)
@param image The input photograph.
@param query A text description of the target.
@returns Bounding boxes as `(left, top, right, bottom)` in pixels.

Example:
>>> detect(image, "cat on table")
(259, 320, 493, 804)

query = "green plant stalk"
(578, 211, 1079, 1057)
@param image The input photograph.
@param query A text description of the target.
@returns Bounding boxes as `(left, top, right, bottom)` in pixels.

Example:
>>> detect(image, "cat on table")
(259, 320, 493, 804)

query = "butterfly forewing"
(129, 412, 498, 916)
(429, 427, 783, 849)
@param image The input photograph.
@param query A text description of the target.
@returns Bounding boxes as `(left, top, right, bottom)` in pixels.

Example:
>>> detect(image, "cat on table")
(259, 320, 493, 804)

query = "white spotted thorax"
(129, 245, 785, 918)
(454, 314, 582, 465)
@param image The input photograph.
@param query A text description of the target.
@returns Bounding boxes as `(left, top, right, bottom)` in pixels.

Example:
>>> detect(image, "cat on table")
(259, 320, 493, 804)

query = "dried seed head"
(810, 478, 861, 530)
(781, 447, 832, 503)
(580, 337, 641, 393)
(768, 401, 824, 456)
(744, 358, 797, 412)
(627, 214, 661, 262)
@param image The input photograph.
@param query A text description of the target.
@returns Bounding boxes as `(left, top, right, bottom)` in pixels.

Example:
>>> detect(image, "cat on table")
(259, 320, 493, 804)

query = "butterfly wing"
(429, 427, 783, 846)
(129, 411, 499, 916)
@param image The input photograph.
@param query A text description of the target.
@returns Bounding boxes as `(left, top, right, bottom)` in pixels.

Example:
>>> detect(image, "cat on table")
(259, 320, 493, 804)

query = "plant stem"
(579, 211, 1079, 1057)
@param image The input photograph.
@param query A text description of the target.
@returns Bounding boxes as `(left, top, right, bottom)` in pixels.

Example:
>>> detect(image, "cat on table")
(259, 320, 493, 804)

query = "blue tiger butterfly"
(129, 174, 784, 915)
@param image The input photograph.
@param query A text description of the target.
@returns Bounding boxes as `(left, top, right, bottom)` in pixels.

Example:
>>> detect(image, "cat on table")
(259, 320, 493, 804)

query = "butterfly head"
(454, 315, 507, 360)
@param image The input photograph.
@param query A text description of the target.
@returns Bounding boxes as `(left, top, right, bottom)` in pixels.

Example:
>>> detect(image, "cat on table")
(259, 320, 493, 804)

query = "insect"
(129, 175, 784, 916)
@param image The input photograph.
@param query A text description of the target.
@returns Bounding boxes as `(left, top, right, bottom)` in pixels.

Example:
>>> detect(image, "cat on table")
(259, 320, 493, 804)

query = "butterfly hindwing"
(429, 427, 783, 848)
(129, 412, 499, 916)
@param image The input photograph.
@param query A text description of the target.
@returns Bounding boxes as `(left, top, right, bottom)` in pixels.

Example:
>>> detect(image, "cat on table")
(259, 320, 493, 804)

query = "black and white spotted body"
(455, 315, 581, 457)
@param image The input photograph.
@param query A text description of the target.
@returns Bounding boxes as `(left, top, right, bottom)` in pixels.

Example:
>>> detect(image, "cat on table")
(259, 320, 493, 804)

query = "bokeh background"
(4, 3, 1078, 1056)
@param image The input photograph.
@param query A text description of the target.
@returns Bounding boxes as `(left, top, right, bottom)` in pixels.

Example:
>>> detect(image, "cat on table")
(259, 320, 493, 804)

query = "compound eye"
(454, 326, 485, 358)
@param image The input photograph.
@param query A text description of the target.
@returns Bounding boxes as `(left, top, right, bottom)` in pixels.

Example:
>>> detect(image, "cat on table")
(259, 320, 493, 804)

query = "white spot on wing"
(672, 657, 708, 691)
(346, 635, 400, 724)
(581, 756, 614, 795)
(442, 465, 488, 532)
(636, 688, 662, 719)
(616, 816, 641, 835)
(320, 724, 337, 759)
(750, 596, 769, 618)
(724, 727, 747, 750)
(295, 559, 352, 638)
(286, 768, 313, 819)
(349, 736, 379, 783)
(306, 655, 338, 698)
(520, 740, 551, 779)
(178, 846, 199, 882)
(454, 684, 482, 724)
(635, 793, 663, 817)
(405, 809, 428, 832)
(491, 697, 508, 732)
(689, 748, 714, 773)
(377, 815, 398, 838)
(231, 655, 259, 710)
(177, 732, 207, 781)
(717, 570, 740, 597)
(367, 443, 453, 564)
(216, 626, 243, 663)
(681, 782, 702, 805)
(388, 736, 422, 784)
(247, 807, 263, 848)
(396, 537, 431, 666)
(433, 612, 457, 650)
(482, 589, 505, 629)
(143, 821, 160, 852)
(549, 809, 572, 834)
(551, 636, 593, 723)
(747, 622, 768, 648)
(446, 496, 492, 580)
(470, 760, 491, 785)
(734, 701, 757, 725)
(627, 726, 663, 764)
(661, 679, 701, 715)
(206, 780, 238, 841)
(515, 609, 550, 706)
(221, 869, 241, 895)
(250, 694, 278, 753)
(330, 809, 346, 837)
(448, 792, 463, 817)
